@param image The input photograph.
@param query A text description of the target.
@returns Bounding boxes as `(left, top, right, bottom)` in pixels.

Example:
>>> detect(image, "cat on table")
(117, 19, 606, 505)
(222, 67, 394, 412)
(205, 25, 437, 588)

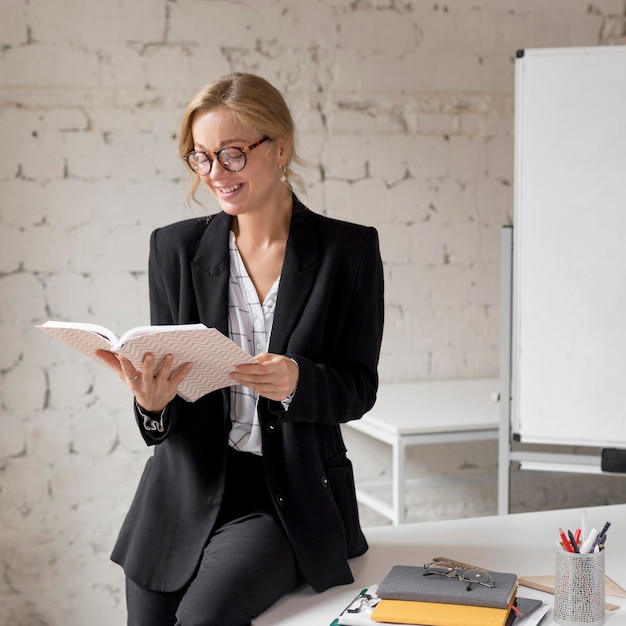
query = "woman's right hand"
(95, 350, 192, 412)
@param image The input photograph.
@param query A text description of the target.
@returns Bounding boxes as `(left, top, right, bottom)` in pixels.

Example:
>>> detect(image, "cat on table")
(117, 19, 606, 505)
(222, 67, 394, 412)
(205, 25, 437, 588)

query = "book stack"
(371, 564, 519, 626)
(333, 563, 548, 626)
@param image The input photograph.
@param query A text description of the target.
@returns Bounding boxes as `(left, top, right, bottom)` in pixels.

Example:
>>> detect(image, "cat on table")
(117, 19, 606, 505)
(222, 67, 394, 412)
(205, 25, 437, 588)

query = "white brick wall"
(1, 0, 625, 623)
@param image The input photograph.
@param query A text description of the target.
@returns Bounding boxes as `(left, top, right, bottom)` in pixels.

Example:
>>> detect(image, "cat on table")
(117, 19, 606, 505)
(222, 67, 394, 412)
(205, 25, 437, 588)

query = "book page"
(38, 320, 120, 345)
(37, 323, 119, 358)
(118, 323, 207, 346)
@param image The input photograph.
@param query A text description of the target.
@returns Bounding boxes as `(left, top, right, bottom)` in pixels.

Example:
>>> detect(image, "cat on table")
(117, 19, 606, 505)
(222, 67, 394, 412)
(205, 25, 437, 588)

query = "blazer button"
(266, 421, 276, 433)
(275, 494, 285, 506)
(321, 475, 329, 488)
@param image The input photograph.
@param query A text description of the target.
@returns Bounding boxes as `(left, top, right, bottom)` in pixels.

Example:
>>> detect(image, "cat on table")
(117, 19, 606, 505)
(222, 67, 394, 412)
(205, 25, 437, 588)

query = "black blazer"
(111, 196, 385, 593)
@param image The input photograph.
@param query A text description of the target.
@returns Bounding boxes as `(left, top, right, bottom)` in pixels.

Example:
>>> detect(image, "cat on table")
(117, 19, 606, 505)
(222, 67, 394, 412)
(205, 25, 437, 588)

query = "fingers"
(95, 349, 123, 375)
(231, 354, 298, 401)
(118, 353, 186, 384)
(118, 354, 143, 384)
(109, 353, 193, 412)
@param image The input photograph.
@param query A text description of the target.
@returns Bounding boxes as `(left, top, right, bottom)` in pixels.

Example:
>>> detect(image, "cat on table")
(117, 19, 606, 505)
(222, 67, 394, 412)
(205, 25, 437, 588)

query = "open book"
(37, 321, 256, 402)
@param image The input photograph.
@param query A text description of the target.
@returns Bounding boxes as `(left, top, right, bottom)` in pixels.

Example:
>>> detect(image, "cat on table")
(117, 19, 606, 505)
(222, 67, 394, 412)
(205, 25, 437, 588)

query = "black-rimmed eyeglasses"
(423, 561, 495, 591)
(182, 137, 270, 175)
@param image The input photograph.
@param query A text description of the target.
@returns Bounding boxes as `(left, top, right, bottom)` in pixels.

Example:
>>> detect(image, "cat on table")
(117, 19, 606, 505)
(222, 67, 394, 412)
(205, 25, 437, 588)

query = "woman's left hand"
(231, 353, 298, 401)
(95, 350, 192, 412)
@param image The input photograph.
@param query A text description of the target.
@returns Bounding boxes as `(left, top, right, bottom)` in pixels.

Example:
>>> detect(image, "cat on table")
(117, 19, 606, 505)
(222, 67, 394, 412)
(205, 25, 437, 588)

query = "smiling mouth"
(217, 183, 241, 193)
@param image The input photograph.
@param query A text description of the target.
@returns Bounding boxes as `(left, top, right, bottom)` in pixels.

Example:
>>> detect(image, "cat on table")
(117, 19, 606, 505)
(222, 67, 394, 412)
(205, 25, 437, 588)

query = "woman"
(99, 72, 384, 626)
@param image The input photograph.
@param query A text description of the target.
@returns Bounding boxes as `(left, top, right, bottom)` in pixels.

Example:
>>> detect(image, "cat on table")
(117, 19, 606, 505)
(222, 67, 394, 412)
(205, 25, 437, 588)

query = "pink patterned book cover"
(37, 321, 256, 402)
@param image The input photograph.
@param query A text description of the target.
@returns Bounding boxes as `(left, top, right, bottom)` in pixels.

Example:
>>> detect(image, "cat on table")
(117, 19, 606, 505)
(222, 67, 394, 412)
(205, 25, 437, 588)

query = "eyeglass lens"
(184, 137, 269, 175)
(186, 147, 246, 175)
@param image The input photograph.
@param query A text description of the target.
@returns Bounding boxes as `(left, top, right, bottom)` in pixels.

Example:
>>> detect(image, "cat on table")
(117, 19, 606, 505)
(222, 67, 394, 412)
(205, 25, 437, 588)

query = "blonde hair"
(179, 73, 304, 203)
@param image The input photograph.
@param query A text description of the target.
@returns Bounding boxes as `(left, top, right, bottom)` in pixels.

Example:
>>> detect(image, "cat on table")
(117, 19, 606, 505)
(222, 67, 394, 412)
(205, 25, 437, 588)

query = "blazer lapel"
(190, 212, 232, 337)
(270, 204, 319, 354)
(188, 202, 319, 355)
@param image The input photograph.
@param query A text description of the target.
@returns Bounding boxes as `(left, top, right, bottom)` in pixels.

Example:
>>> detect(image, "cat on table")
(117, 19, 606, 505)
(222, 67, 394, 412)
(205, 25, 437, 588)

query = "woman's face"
(190, 106, 286, 217)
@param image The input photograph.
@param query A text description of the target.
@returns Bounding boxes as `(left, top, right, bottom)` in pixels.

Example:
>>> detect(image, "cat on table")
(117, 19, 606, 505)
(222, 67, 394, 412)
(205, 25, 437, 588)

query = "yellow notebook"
(371, 598, 512, 626)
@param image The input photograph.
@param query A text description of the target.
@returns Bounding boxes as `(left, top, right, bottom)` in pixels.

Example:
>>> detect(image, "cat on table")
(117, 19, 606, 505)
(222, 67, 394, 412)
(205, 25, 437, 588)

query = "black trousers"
(125, 448, 301, 626)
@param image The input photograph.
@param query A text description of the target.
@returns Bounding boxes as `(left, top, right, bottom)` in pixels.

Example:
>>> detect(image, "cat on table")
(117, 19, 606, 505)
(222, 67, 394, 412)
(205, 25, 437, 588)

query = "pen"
(598, 521, 611, 538)
(559, 528, 574, 552)
(581, 510, 589, 540)
(568, 529, 580, 553)
(592, 522, 611, 551)
(337, 588, 368, 619)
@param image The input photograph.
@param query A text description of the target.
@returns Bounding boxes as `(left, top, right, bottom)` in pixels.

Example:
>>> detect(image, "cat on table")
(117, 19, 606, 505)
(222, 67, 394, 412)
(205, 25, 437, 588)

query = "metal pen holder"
(554, 545, 605, 626)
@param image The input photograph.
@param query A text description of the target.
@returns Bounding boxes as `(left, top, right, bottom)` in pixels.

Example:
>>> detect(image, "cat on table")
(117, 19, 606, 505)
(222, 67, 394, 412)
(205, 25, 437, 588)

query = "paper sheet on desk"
(520, 574, 626, 598)
(518, 575, 621, 611)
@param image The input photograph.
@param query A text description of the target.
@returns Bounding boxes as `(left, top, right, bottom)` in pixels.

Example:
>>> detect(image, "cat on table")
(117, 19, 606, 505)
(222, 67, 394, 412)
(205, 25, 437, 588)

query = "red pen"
(574, 528, 582, 544)
(559, 527, 574, 552)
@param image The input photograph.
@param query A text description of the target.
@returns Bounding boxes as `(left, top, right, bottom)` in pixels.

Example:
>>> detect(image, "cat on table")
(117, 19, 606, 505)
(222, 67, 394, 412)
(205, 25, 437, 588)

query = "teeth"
(219, 184, 241, 193)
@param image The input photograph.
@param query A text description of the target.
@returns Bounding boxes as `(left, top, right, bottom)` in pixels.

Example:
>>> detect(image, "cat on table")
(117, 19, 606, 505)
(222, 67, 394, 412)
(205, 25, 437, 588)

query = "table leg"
(392, 437, 406, 524)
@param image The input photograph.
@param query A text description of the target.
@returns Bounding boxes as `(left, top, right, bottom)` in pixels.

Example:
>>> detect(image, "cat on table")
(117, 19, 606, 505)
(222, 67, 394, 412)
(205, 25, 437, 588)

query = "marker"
(580, 528, 597, 554)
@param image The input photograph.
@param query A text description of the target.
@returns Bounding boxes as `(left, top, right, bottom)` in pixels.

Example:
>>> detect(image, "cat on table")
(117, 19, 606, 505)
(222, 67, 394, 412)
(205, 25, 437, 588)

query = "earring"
(280, 163, 289, 185)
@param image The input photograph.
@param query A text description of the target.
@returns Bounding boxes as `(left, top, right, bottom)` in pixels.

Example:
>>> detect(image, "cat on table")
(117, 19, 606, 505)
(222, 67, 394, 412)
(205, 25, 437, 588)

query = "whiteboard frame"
(498, 46, 626, 513)
(511, 45, 626, 448)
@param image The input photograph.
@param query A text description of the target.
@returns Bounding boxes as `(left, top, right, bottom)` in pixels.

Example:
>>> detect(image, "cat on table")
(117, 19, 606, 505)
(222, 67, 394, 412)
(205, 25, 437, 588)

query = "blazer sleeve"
(130, 225, 195, 444)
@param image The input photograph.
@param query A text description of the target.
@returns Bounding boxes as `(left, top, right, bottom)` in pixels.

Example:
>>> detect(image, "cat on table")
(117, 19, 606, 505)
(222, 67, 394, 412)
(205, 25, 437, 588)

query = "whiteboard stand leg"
(498, 225, 514, 515)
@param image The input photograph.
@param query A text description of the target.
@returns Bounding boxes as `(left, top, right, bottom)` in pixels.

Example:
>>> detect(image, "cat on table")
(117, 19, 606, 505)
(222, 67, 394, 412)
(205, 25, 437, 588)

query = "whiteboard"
(512, 45, 626, 447)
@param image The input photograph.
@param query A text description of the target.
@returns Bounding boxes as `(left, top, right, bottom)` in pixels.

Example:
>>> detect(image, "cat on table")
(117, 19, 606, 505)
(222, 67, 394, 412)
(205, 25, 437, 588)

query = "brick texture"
(1, 0, 625, 623)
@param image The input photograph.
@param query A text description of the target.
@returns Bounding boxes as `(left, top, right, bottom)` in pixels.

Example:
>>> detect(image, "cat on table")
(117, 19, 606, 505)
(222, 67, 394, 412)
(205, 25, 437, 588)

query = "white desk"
(344, 379, 500, 524)
(254, 503, 626, 625)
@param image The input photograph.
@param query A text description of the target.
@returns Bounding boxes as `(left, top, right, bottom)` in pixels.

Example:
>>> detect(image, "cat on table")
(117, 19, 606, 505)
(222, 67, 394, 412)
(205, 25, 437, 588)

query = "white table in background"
(344, 378, 500, 524)
(254, 503, 626, 625)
